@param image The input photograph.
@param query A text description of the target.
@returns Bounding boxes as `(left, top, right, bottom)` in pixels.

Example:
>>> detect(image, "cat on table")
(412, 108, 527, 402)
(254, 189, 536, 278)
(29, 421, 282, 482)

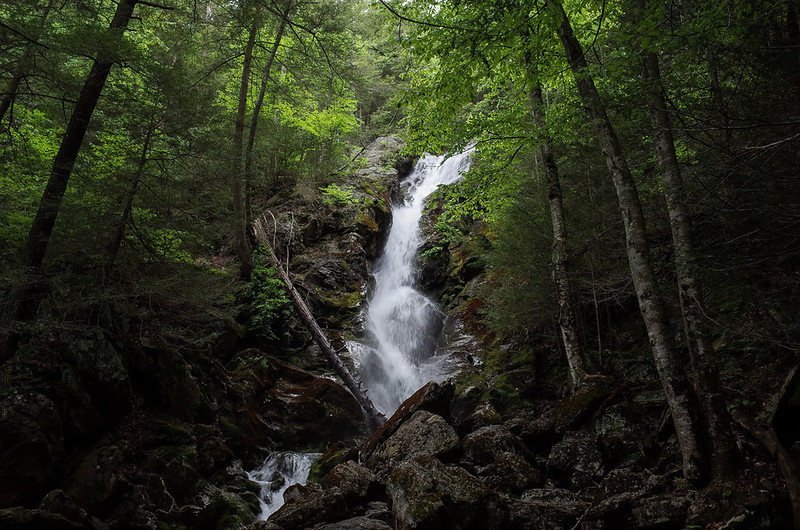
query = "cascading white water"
(247, 451, 321, 520)
(247, 149, 471, 519)
(352, 148, 473, 415)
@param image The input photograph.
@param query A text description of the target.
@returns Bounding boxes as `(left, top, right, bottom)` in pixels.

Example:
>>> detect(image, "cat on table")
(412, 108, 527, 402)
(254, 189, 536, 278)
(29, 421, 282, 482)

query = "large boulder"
(461, 424, 531, 467)
(365, 410, 460, 480)
(63, 444, 125, 514)
(315, 516, 393, 529)
(64, 331, 131, 418)
(477, 452, 545, 494)
(360, 380, 455, 463)
(386, 454, 506, 530)
(320, 461, 377, 504)
(514, 379, 613, 447)
(228, 351, 366, 451)
(269, 482, 348, 529)
(546, 430, 605, 488)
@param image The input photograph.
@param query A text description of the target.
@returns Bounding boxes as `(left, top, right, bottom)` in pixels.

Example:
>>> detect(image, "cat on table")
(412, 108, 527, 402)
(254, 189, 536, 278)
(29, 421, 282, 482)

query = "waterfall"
(247, 451, 321, 520)
(247, 149, 472, 520)
(352, 148, 473, 415)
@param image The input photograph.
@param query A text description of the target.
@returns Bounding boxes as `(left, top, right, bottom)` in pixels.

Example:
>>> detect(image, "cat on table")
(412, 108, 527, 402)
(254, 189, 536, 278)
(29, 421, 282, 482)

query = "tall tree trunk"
(528, 81, 587, 391)
(0, 0, 140, 361)
(642, 46, 738, 481)
(707, 49, 732, 149)
(106, 119, 157, 269)
(547, 0, 705, 482)
(245, 5, 290, 219)
(232, 11, 260, 280)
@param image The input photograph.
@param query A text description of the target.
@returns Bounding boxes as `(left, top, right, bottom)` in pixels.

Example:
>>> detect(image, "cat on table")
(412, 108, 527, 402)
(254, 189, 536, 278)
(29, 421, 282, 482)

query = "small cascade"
(352, 148, 473, 415)
(247, 451, 321, 520)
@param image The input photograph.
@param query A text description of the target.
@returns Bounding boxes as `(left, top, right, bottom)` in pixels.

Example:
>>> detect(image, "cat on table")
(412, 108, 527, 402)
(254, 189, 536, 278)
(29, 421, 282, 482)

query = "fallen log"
(253, 214, 386, 432)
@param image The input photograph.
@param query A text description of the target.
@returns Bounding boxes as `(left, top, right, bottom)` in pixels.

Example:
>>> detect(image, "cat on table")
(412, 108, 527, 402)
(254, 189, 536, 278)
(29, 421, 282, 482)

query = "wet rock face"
(230, 352, 366, 450)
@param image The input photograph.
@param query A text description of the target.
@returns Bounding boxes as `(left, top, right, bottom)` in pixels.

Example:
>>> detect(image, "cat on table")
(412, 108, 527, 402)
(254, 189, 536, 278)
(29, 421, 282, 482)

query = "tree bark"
(232, 10, 260, 280)
(245, 5, 290, 219)
(642, 44, 738, 481)
(253, 215, 386, 432)
(547, 0, 705, 482)
(106, 118, 157, 269)
(528, 82, 587, 391)
(1, 0, 140, 361)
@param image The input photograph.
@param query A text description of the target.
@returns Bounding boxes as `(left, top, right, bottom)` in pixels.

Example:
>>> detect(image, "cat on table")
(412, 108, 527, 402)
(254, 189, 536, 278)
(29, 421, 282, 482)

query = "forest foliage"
(2, 0, 799, 457)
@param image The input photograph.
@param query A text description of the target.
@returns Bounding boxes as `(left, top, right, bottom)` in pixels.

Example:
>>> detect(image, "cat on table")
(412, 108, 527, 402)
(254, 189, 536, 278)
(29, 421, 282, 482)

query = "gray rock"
(462, 424, 531, 467)
(0, 507, 84, 530)
(321, 460, 376, 503)
(360, 380, 456, 463)
(0, 389, 64, 507)
(386, 454, 506, 530)
(478, 451, 544, 494)
(64, 444, 125, 513)
(628, 493, 689, 529)
(270, 483, 348, 529)
(506, 489, 585, 530)
(365, 410, 460, 480)
(547, 430, 605, 484)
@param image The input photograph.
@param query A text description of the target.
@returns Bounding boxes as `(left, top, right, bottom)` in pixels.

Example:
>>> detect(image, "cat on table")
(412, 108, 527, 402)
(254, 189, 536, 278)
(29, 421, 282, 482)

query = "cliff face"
(0, 136, 410, 529)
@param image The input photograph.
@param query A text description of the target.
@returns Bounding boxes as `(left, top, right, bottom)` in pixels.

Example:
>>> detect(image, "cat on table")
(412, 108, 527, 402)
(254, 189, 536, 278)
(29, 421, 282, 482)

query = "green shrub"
(319, 183, 359, 206)
(246, 257, 291, 341)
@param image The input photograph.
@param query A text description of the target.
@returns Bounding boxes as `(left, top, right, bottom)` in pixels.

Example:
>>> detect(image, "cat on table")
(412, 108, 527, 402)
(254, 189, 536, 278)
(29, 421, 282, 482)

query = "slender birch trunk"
(528, 82, 587, 391)
(642, 46, 738, 481)
(547, 0, 705, 482)
(106, 119, 157, 269)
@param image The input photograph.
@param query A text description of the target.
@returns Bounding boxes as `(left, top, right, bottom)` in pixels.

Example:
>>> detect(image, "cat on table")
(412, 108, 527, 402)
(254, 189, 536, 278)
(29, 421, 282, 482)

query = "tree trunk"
(106, 119, 156, 268)
(245, 5, 290, 219)
(547, 0, 705, 482)
(253, 215, 386, 431)
(707, 49, 732, 149)
(232, 11, 260, 280)
(0, 53, 30, 125)
(528, 82, 586, 391)
(1, 0, 139, 361)
(642, 44, 739, 481)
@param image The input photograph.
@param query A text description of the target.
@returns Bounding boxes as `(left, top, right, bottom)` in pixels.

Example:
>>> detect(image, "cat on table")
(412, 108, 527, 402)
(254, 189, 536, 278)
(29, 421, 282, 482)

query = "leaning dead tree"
(253, 214, 386, 431)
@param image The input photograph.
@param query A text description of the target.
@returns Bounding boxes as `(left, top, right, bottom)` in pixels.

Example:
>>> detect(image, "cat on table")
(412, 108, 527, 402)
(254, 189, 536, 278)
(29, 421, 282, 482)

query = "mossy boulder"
(269, 482, 349, 529)
(386, 454, 506, 530)
(365, 410, 460, 481)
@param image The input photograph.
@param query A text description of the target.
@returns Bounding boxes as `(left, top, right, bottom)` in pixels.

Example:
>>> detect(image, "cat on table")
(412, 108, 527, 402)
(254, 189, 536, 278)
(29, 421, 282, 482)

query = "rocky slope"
(247, 370, 796, 530)
(0, 136, 409, 529)
(1, 134, 797, 530)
